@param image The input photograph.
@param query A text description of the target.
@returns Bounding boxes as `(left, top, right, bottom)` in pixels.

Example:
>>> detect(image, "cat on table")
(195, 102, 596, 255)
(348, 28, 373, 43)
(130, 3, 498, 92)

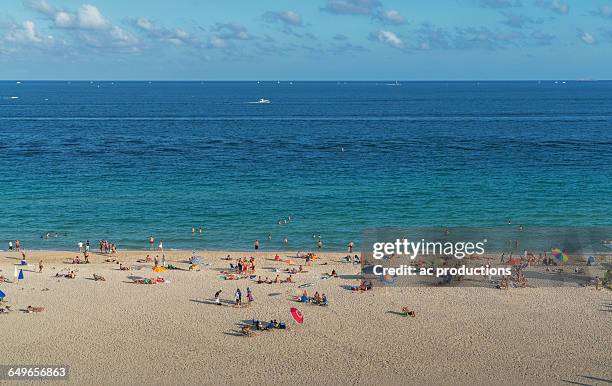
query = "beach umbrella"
(0, 290, 5, 300)
(551, 248, 569, 263)
(18, 269, 24, 281)
(290, 307, 304, 324)
(190, 256, 202, 264)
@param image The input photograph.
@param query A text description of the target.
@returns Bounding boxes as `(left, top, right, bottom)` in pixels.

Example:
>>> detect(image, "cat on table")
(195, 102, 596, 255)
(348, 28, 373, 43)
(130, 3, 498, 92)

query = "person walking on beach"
(158, 240, 164, 252)
(214, 290, 222, 305)
(254, 240, 260, 250)
(149, 235, 154, 250)
(39, 260, 44, 273)
(235, 288, 242, 306)
(85, 240, 90, 253)
(78, 240, 83, 253)
(8, 241, 13, 251)
(15, 239, 20, 251)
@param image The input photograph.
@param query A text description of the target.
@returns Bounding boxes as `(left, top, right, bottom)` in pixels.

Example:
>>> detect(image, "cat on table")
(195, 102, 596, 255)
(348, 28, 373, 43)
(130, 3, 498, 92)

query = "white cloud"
(132, 17, 197, 46)
(207, 36, 227, 48)
(26, 1, 109, 30)
(263, 10, 304, 27)
(578, 29, 595, 45)
(76, 4, 108, 29)
(21, 0, 139, 52)
(369, 30, 404, 48)
(535, 0, 569, 15)
(596, 5, 612, 18)
(375, 10, 406, 25)
(5, 20, 45, 44)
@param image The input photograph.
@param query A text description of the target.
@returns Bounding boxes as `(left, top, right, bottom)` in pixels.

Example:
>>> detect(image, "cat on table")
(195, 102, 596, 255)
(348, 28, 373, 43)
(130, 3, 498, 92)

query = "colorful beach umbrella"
(0, 290, 5, 300)
(290, 307, 304, 324)
(551, 248, 569, 263)
(190, 256, 202, 264)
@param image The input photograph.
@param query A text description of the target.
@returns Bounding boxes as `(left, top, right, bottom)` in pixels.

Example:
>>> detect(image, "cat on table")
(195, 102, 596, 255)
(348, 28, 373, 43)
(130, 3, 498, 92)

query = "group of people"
(98, 240, 117, 254)
(229, 256, 256, 275)
(299, 290, 328, 305)
(213, 287, 255, 306)
(7, 239, 20, 251)
(255, 274, 294, 284)
(148, 236, 164, 252)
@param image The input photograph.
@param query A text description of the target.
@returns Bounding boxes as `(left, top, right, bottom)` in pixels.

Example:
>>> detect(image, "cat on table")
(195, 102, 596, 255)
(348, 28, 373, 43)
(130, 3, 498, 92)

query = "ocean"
(1, 80, 611, 251)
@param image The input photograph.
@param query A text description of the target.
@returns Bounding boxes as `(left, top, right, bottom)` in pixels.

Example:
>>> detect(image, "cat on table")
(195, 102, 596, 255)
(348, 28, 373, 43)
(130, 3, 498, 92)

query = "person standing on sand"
(214, 290, 222, 305)
(149, 235, 154, 250)
(85, 240, 90, 253)
(78, 240, 83, 253)
(235, 288, 242, 306)
(254, 240, 259, 250)
(39, 260, 43, 273)
(15, 239, 20, 251)
(158, 240, 164, 252)
(8, 241, 13, 251)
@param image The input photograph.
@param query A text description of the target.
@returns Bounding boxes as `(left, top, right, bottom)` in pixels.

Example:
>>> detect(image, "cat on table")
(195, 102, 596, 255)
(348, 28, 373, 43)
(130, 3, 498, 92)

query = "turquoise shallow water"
(0, 81, 611, 251)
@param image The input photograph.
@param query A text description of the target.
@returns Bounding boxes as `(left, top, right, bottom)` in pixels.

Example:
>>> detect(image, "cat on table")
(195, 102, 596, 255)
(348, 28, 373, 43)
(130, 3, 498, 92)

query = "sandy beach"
(0, 249, 609, 385)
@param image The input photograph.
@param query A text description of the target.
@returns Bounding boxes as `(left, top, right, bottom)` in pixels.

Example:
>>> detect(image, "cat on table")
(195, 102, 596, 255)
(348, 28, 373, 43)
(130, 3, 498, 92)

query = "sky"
(0, 0, 611, 80)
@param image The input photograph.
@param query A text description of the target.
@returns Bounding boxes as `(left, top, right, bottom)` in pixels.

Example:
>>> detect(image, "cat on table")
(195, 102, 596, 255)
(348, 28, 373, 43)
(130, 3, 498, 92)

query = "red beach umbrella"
(290, 307, 304, 324)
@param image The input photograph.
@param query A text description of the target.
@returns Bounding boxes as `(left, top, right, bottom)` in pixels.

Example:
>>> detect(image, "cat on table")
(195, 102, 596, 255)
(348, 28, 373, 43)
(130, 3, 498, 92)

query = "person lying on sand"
(241, 325, 254, 337)
(72, 256, 81, 264)
(265, 277, 272, 284)
(0, 305, 12, 314)
(136, 255, 152, 263)
(93, 274, 106, 281)
(312, 291, 322, 304)
(134, 278, 162, 284)
(0, 276, 7, 283)
(119, 264, 130, 271)
(26, 306, 44, 313)
(256, 276, 264, 284)
(400, 307, 416, 317)
(56, 271, 76, 279)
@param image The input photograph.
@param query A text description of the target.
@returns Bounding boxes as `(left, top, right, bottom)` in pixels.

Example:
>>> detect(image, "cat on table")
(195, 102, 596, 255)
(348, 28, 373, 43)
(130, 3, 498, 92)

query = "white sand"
(0, 250, 610, 385)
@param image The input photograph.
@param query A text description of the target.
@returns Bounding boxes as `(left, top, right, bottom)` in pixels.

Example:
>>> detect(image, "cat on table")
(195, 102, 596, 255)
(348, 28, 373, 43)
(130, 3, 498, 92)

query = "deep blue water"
(0, 81, 611, 251)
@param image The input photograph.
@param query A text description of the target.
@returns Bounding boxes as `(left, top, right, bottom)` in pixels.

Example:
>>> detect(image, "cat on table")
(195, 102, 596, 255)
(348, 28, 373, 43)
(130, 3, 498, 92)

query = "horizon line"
(1, 79, 609, 82)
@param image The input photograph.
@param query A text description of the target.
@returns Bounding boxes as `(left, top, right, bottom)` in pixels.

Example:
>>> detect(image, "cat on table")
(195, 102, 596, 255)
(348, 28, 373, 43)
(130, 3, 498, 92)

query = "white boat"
(250, 98, 271, 104)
